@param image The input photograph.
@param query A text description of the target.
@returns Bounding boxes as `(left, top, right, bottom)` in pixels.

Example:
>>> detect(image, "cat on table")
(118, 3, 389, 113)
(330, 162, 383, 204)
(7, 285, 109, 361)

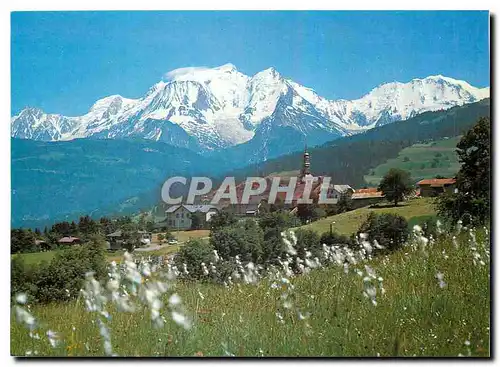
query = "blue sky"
(11, 11, 490, 116)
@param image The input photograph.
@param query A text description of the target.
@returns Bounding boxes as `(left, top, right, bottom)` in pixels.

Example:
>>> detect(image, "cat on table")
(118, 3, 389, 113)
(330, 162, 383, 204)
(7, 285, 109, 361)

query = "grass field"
(11, 225, 490, 357)
(12, 230, 210, 266)
(364, 136, 461, 186)
(11, 250, 59, 266)
(300, 198, 436, 236)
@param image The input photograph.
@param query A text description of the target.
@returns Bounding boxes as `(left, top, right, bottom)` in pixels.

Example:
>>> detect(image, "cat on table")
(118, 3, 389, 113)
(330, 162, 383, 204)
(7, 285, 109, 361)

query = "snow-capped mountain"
(11, 64, 489, 156)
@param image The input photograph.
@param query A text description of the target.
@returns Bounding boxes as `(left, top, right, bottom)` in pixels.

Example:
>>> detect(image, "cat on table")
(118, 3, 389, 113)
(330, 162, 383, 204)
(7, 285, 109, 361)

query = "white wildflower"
(16, 293, 27, 305)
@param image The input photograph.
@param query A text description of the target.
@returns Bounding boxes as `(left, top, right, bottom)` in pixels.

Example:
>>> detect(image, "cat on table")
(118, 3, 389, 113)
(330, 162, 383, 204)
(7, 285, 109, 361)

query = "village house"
(165, 204, 219, 230)
(416, 178, 456, 197)
(106, 230, 124, 250)
(58, 236, 81, 245)
(328, 185, 355, 201)
(351, 187, 385, 208)
(105, 229, 153, 251)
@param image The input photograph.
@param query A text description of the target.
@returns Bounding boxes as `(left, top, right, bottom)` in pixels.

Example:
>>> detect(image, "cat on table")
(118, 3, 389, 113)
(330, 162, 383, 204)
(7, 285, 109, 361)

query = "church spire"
(300, 144, 311, 179)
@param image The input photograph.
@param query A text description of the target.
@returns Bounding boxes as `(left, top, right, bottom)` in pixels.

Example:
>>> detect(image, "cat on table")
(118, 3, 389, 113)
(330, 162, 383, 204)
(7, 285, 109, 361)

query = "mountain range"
(11, 64, 489, 163)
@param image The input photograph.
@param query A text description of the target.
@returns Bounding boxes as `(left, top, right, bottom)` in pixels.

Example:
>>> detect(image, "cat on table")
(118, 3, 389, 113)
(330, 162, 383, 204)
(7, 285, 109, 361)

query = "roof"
(417, 178, 456, 187)
(352, 187, 384, 199)
(332, 185, 354, 193)
(166, 204, 219, 214)
(58, 236, 80, 243)
(107, 230, 123, 237)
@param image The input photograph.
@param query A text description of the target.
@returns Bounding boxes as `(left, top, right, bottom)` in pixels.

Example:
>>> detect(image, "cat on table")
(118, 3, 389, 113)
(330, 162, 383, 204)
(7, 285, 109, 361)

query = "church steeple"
(300, 145, 311, 180)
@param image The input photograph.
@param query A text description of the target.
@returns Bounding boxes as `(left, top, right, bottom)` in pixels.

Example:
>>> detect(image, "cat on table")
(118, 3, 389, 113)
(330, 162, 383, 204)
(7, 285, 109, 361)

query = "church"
(219, 147, 354, 217)
(276, 147, 354, 208)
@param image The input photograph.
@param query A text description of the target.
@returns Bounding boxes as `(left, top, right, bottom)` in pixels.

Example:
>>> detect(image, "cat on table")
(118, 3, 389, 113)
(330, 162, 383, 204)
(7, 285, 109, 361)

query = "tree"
(99, 217, 116, 235)
(69, 221, 78, 236)
(51, 221, 71, 236)
(258, 211, 294, 232)
(78, 215, 99, 237)
(336, 192, 353, 214)
(437, 117, 491, 225)
(210, 221, 263, 263)
(120, 222, 140, 252)
(296, 203, 324, 224)
(190, 212, 205, 230)
(378, 168, 414, 206)
(11, 229, 37, 254)
(208, 211, 237, 232)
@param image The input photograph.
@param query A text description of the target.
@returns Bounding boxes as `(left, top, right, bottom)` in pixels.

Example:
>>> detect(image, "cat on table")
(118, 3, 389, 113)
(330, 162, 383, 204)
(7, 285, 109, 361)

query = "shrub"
(357, 212, 409, 252)
(174, 239, 215, 280)
(11, 236, 108, 303)
(320, 231, 354, 248)
(258, 211, 294, 232)
(210, 221, 263, 263)
(294, 229, 322, 259)
(261, 227, 286, 264)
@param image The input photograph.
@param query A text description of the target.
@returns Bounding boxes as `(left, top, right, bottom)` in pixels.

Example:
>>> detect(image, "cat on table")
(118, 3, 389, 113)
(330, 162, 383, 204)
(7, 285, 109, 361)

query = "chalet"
(351, 188, 385, 208)
(328, 185, 355, 201)
(35, 239, 51, 251)
(105, 230, 153, 251)
(165, 204, 219, 230)
(417, 178, 456, 197)
(58, 236, 81, 245)
(106, 230, 124, 250)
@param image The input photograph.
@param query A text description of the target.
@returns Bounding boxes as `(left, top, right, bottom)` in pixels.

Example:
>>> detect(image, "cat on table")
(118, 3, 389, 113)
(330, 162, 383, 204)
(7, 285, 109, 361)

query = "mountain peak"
(18, 106, 45, 117)
(11, 65, 489, 154)
(215, 63, 238, 73)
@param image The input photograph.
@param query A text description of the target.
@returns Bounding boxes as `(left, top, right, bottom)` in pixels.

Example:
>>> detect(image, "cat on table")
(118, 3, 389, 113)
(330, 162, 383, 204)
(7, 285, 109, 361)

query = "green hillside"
(364, 136, 461, 185)
(299, 197, 436, 236)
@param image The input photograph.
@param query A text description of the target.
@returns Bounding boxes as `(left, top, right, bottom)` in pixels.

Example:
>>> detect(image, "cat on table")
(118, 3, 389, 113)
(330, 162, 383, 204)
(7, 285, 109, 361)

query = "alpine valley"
(11, 64, 490, 227)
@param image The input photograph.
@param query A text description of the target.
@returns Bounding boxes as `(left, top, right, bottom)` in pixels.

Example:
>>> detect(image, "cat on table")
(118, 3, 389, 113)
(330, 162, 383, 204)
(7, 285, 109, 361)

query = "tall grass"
(11, 225, 490, 357)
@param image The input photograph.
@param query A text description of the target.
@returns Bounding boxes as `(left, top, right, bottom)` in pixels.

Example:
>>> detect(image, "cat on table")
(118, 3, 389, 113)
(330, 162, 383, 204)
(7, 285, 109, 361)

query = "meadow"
(301, 197, 436, 236)
(12, 230, 210, 266)
(11, 221, 490, 357)
(364, 136, 461, 186)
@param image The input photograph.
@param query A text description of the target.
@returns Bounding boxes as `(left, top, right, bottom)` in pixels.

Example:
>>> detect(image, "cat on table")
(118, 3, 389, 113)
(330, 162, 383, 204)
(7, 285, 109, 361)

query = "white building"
(165, 204, 219, 230)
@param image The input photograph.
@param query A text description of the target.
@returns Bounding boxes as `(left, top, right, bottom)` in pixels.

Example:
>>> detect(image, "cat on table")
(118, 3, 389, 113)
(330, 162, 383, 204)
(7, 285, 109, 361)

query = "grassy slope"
(11, 228, 490, 357)
(300, 198, 436, 236)
(364, 136, 461, 186)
